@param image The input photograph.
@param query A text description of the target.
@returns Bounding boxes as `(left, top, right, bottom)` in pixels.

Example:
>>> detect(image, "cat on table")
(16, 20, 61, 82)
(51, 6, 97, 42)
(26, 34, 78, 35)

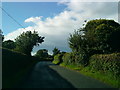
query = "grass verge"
(60, 63, 120, 88)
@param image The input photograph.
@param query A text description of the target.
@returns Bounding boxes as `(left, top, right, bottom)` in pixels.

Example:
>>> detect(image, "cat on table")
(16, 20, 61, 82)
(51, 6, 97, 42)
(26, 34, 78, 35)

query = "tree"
(0, 29, 4, 42)
(35, 49, 48, 58)
(69, 29, 89, 65)
(52, 47, 60, 56)
(69, 19, 120, 66)
(15, 31, 44, 56)
(68, 29, 84, 52)
(2, 40, 16, 50)
(83, 19, 120, 54)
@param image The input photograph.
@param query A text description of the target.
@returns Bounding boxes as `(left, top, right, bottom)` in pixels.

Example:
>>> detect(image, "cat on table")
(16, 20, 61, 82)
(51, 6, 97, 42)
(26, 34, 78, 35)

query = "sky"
(1, 0, 119, 55)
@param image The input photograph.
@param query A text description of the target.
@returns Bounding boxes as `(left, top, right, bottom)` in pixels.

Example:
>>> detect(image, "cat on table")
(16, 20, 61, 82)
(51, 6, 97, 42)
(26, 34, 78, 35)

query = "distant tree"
(52, 47, 60, 56)
(0, 29, 4, 42)
(35, 49, 48, 58)
(15, 31, 44, 56)
(3, 40, 16, 50)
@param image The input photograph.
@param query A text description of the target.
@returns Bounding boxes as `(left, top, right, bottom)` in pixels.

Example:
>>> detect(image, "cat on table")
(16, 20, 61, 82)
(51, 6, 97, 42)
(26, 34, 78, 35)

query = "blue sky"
(2, 1, 118, 55)
(2, 2, 66, 35)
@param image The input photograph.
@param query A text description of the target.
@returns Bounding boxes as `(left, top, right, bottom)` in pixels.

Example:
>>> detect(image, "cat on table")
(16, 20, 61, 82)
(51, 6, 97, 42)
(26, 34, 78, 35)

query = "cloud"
(24, 16, 43, 23)
(4, 1, 118, 54)
(4, 26, 35, 41)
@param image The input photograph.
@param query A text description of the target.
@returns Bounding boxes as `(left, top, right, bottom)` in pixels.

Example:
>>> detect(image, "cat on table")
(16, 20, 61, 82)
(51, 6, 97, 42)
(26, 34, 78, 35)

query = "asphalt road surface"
(19, 61, 112, 88)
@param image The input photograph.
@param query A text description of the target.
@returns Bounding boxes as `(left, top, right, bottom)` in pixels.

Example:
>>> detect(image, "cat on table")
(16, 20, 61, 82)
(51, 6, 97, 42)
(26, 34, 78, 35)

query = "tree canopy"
(35, 49, 48, 58)
(83, 19, 120, 54)
(3, 40, 16, 50)
(52, 47, 60, 56)
(15, 31, 44, 56)
(69, 19, 120, 65)
(0, 29, 4, 42)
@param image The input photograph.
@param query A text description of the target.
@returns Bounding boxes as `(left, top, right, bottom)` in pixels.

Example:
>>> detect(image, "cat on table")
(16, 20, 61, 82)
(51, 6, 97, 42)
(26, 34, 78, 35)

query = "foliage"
(61, 62, 120, 88)
(45, 55, 54, 61)
(53, 54, 61, 64)
(68, 19, 120, 65)
(89, 53, 120, 78)
(60, 52, 120, 88)
(53, 52, 65, 65)
(0, 29, 4, 42)
(52, 19, 120, 88)
(35, 49, 48, 59)
(61, 52, 85, 66)
(68, 30, 83, 52)
(62, 53, 73, 65)
(2, 40, 16, 50)
(52, 47, 60, 56)
(2, 48, 39, 88)
(68, 29, 93, 66)
(84, 19, 120, 54)
(15, 31, 44, 56)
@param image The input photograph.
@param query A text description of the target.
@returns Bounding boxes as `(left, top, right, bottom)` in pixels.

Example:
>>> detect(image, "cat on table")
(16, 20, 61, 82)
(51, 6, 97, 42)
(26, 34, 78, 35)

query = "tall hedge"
(2, 48, 38, 88)
(89, 53, 120, 77)
(62, 53, 73, 65)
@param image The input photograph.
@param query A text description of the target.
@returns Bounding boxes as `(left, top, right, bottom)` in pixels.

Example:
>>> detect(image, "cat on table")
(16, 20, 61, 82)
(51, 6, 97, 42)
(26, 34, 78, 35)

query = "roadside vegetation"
(34, 49, 53, 61)
(1, 31, 46, 88)
(2, 48, 40, 88)
(52, 19, 120, 88)
(1, 19, 120, 88)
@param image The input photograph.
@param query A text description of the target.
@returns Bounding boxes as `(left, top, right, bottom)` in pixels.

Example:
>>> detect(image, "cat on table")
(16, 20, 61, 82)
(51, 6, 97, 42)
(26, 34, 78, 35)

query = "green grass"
(80, 67, 120, 88)
(60, 62, 120, 88)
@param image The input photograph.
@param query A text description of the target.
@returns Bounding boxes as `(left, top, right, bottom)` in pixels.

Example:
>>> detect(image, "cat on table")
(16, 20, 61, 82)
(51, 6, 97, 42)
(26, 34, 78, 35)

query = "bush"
(52, 52, 65, 65)
(53, 54, 62, 65)
(62, 52, 88, 66)
(89, 53, 120, 78)
(62, 53, 72, 65)
(61, 52, 82, 66)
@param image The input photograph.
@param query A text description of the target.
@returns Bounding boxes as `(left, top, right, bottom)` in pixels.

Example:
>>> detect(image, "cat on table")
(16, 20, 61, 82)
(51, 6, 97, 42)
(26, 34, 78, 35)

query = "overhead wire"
(0, 7, 26, 30)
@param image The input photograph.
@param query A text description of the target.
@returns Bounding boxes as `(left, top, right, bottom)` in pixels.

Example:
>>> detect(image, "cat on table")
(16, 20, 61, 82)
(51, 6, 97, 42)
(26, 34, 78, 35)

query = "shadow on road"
(16, 61, 75, 88)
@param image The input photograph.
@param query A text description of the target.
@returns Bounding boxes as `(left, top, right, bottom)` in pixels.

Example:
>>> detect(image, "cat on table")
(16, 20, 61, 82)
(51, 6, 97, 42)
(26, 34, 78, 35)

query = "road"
(19, 61, 112, 88)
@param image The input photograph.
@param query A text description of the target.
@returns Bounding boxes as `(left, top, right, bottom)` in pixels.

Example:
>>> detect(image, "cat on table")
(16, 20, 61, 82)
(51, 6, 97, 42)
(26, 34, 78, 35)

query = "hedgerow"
(2, 48, 38, 88)
(89, 53, 120, 78)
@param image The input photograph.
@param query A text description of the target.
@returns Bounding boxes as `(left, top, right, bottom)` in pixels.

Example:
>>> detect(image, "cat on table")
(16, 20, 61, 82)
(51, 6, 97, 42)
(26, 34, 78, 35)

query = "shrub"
(73, 52, 88, 66)
(62, 52, 86, 66)
(62, 53, 72, 65)
(53, 53, 63, 65)
(89, 53, 120, 78)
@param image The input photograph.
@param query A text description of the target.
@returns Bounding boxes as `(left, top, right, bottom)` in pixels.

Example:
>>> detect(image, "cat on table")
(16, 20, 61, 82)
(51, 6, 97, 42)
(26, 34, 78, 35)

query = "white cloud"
(4, 1, 118, 54)
(24, 16, 43, 23)
(4, 26, 35, 41)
